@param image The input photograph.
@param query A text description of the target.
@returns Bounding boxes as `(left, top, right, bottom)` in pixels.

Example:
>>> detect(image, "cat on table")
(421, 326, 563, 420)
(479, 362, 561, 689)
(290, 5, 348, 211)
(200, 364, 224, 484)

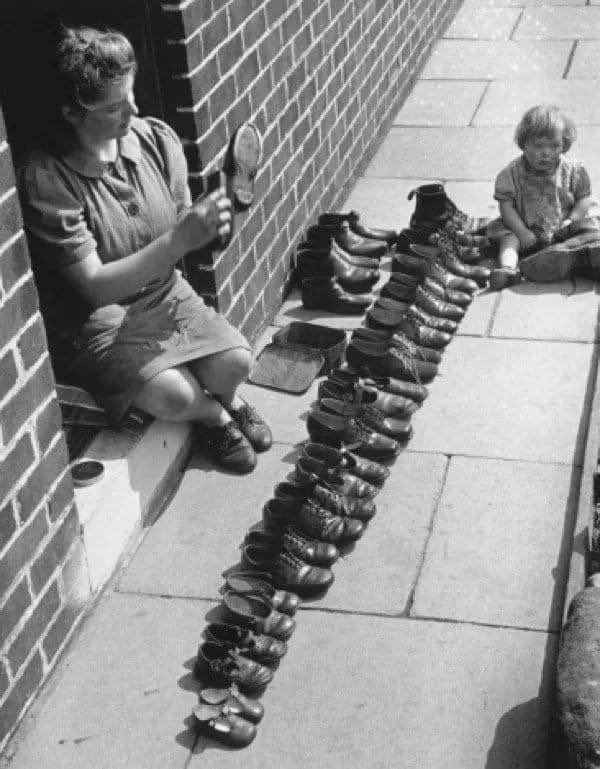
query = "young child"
(487, 104, 598, 289)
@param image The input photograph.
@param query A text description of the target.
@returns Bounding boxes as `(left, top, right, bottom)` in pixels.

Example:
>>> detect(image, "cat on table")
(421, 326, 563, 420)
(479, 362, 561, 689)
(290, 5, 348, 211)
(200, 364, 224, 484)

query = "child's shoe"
(489, 266, 521, 291)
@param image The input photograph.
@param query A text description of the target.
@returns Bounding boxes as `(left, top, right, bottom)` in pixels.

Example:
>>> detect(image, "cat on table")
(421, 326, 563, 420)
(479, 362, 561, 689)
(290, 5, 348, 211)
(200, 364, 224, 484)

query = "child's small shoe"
(489, 266, 521, 291)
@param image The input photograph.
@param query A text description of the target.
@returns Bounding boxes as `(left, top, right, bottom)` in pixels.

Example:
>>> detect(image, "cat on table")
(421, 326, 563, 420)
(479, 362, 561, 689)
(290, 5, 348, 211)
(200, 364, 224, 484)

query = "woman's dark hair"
(55, 25, 137, 110)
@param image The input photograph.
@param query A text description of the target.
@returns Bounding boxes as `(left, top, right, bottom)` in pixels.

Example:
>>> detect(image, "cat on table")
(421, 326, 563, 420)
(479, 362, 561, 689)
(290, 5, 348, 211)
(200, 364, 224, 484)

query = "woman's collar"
(62, 124, 142, 178)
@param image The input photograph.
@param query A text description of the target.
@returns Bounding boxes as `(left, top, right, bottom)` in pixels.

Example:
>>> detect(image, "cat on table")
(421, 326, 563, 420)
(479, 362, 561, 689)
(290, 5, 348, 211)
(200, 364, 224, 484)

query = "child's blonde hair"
(515, 105, 577, 152)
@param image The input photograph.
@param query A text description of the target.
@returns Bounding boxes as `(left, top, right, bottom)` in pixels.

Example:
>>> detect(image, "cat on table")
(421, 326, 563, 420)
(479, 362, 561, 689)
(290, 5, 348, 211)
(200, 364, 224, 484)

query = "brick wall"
(0, 105, 90, 751)
(157, 0, 463, 341)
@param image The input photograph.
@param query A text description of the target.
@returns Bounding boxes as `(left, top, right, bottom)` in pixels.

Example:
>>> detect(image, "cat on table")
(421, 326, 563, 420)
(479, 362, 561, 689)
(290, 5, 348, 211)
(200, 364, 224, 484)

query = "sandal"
(199, 686, 264, 724)
(192, 702, 257, 748)
(223, 592, 296, 640)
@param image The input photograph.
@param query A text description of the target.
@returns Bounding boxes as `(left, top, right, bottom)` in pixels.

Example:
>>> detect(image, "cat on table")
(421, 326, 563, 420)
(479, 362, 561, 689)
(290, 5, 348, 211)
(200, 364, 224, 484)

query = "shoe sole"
(224, 123, 262, 211)
(519, 247, 580, 283)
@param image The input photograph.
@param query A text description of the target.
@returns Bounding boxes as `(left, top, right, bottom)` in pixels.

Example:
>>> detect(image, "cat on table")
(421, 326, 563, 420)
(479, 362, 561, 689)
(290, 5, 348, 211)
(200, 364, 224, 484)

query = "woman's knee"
(192, 347, 252, 393)
(134, 367, 202, 420)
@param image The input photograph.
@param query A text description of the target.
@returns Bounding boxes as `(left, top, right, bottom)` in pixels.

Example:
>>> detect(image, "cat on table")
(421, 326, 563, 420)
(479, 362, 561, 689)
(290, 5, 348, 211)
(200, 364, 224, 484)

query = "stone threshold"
(74, 419, 193, 593)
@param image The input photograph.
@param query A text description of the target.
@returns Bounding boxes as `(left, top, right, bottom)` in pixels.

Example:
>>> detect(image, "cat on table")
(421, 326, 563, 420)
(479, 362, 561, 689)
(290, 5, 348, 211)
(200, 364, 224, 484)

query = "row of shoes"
(191, 441, 392, 747)
(296, 210, 397, 313)
(190, 185, 488, 748)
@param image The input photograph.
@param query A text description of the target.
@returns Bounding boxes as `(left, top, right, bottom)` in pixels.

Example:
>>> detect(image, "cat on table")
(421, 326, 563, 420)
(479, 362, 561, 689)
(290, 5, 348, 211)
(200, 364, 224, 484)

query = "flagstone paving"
(4, 1, 599, 768)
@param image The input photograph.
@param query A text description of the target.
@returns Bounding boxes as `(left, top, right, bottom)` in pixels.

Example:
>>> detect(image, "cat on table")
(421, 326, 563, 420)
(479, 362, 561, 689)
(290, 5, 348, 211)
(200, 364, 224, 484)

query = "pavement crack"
(563, 40, 578, 78)
(403, 454, 452, 616)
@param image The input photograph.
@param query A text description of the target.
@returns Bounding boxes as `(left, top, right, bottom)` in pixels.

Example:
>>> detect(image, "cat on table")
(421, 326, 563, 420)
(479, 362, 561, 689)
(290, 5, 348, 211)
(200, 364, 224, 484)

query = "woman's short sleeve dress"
(19, 116, 249, 424)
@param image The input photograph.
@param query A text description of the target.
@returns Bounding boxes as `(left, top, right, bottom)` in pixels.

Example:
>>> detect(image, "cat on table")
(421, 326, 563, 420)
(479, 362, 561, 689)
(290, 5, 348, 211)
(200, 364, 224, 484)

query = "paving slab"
(0, 592, 202, 769)
(408, 336, 593, 464)
(412, 456, 579, 631)
(188, 612, 557, 769)
(473, 79, 600, 126)
(364, 126, 514, 180)
(568, 41, 600, 78)
(514, 7, 600, 39)
(304, 451, 447, 614)
(365, 126, 600, 182)
(394, 80, 487, 126)
(444, 6, 521, 39)
(491, 279, 600, 342)
(421, 40, 572, 80)
(342, 177, 437, 230)
(118, 441, 303, 599)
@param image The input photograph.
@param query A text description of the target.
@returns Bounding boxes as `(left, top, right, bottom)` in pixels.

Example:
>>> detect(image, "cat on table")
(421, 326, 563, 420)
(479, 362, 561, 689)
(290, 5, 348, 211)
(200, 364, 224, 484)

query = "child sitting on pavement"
(487, 104, 599, 289)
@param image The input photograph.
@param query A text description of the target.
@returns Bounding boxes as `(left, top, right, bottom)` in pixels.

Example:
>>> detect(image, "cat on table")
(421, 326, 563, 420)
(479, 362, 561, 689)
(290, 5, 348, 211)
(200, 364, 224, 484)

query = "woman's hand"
(174, 187, 232, 254)
(518, 228, 538, 252)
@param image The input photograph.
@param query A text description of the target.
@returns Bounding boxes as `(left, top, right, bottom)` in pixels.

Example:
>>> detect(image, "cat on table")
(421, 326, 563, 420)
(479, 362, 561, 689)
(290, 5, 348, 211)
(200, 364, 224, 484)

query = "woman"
(19, 25, 271, 474)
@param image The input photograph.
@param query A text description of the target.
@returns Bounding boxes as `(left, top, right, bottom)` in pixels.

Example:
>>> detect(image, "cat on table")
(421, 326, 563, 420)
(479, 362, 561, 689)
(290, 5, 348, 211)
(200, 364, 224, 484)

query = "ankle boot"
(306, 223, 388, 258)
(295, 252, 380, 293)
(318, 211, 397, 244)
(300, 277, 373, 313)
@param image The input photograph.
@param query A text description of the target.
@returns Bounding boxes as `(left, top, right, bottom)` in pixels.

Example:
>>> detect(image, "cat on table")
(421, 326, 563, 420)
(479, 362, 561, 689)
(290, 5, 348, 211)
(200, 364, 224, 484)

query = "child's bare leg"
(497, 233, 520, 269)
(489, 233, 521, 290)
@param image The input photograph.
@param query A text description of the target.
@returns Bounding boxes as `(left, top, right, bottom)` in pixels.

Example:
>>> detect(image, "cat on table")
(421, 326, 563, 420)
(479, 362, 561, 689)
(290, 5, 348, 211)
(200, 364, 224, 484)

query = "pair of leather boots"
(306, 366, 425, 460)
(299, 211, 396, 313)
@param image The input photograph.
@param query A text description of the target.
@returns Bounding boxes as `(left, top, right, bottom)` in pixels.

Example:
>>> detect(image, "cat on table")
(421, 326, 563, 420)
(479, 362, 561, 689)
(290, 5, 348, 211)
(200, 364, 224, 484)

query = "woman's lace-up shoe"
(240, 544, 334, 597)
(201, 422, 257, 473)
(204, 623, 287, 664)
(195, 641, 274, 693)
(228, 401, 272, 452)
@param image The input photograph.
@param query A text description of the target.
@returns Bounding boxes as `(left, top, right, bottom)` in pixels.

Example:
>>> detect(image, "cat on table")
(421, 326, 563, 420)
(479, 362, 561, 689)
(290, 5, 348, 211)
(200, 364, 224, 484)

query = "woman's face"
(66, 72, 138, 146)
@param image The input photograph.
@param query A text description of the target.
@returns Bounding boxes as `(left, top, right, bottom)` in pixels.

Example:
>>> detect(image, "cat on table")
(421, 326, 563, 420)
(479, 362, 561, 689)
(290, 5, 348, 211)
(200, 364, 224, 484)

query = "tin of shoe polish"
(71, 459, 105, 487)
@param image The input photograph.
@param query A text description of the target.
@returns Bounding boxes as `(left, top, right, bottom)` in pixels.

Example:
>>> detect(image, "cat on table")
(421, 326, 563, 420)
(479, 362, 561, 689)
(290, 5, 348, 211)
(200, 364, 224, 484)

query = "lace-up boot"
(299, 442, 388, 487)
(204, 623, 287, 663)
(318, 211, 398, 244)
(425, 232, 490, 285)
(318, 376, 420, 418)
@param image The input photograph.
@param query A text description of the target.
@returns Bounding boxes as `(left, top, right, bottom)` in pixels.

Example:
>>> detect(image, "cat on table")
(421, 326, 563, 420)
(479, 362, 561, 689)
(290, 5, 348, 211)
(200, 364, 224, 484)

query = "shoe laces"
(391, 332, 425, 361)
(234, 403, 263, 431)
(207, 422, 242, 452)
(277, 549, 304, 570)
(387, 346, 420, 382)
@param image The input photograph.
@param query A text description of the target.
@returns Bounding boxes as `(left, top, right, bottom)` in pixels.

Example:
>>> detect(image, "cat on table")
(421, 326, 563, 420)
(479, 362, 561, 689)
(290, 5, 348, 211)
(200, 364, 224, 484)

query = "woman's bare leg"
(188, 347, 252, 409)
(133, 365, 230, 426)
